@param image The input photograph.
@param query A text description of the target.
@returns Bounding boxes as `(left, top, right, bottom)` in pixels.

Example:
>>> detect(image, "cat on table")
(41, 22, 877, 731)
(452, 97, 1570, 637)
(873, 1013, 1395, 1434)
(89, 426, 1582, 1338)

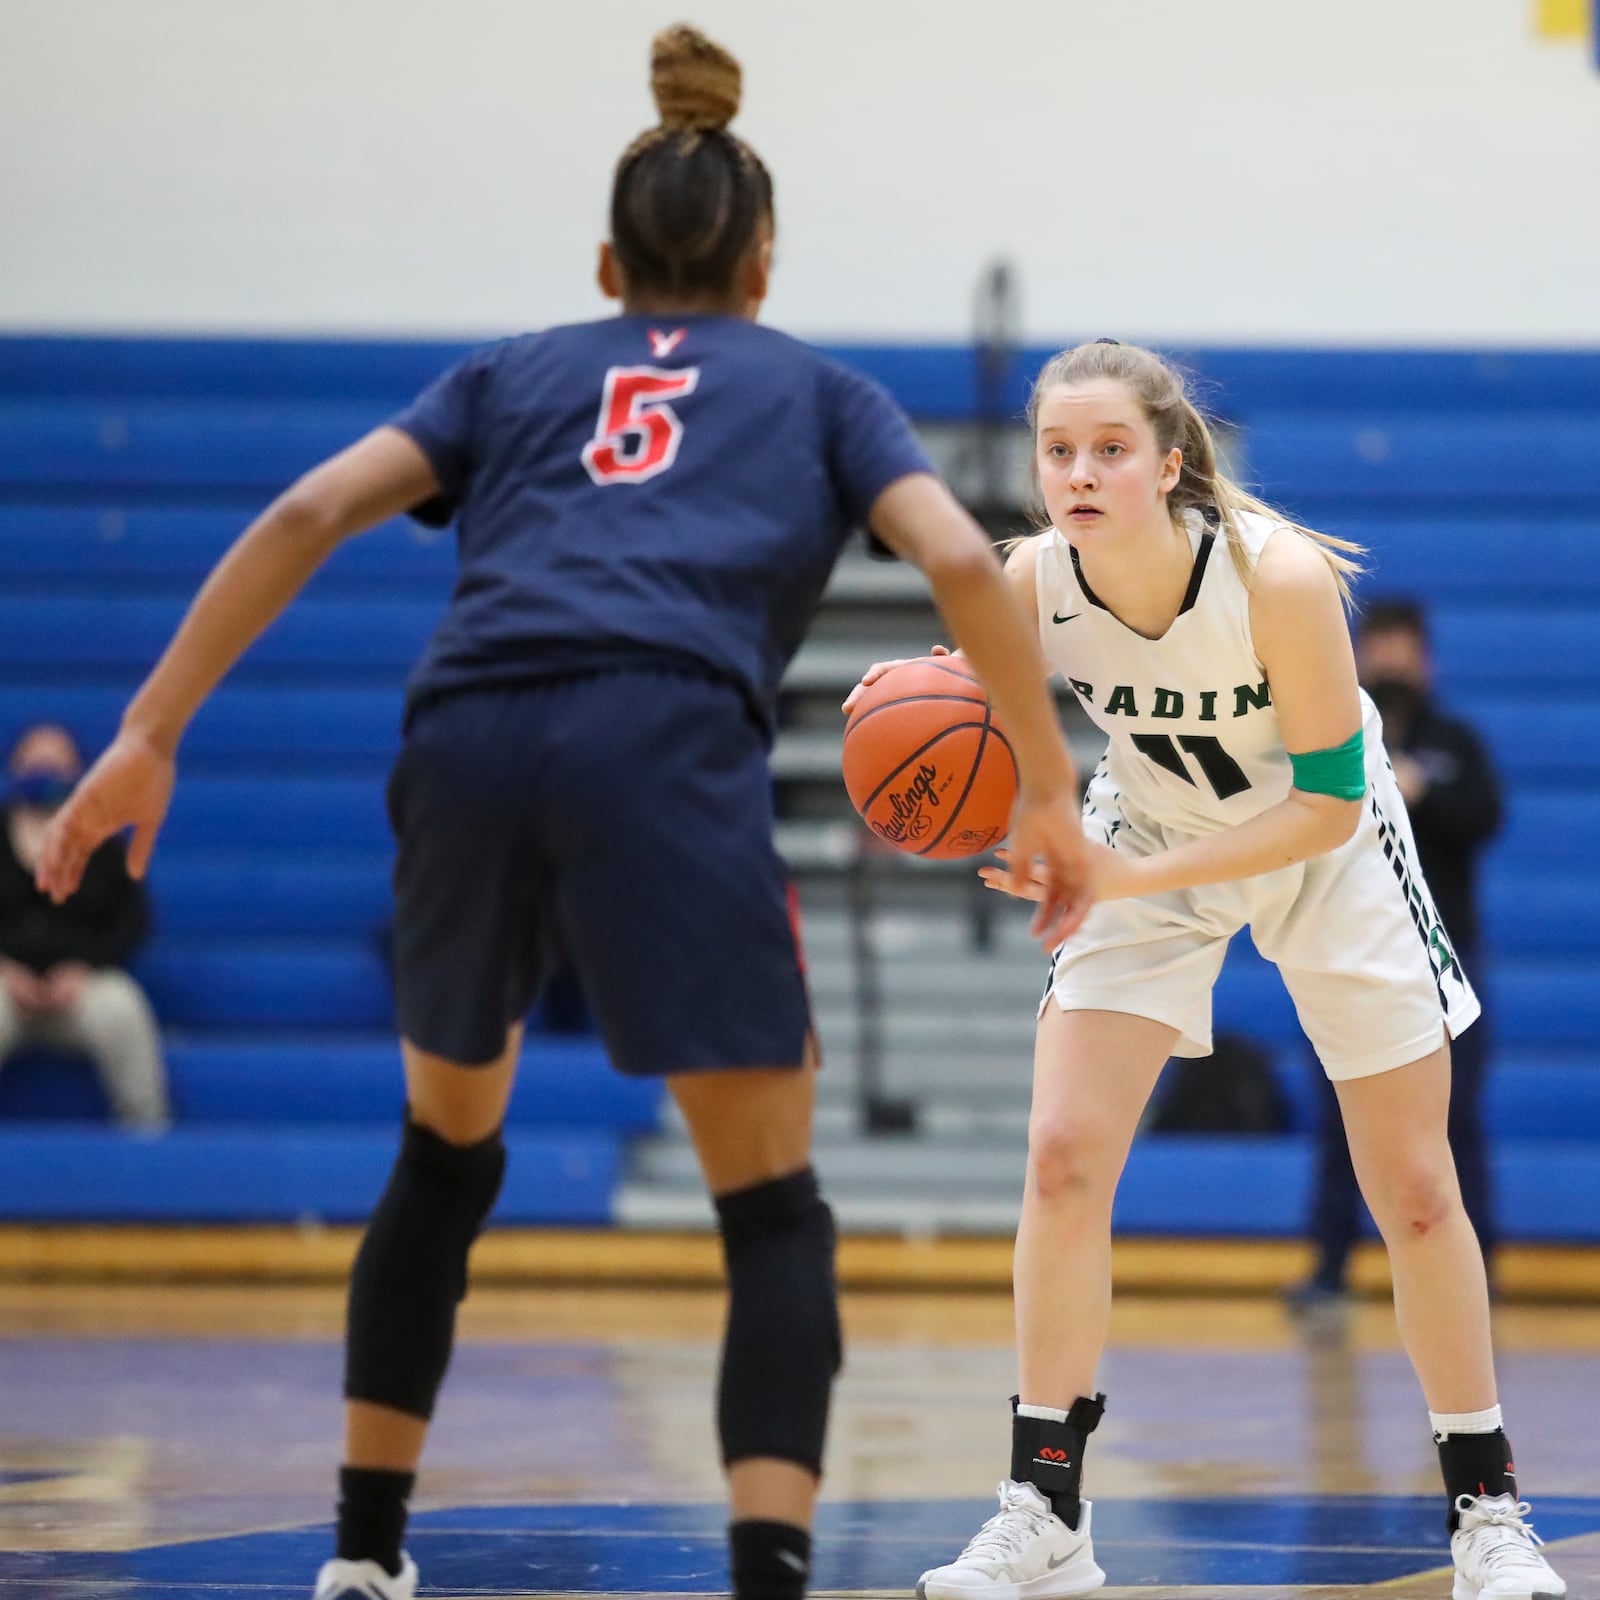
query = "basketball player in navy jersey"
(35, 27, 1095, 1600)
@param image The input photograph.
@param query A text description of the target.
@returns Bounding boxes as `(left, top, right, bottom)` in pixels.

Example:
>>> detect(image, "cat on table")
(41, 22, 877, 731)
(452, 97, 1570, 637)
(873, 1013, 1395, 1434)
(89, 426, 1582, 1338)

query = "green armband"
(1289, 728, 1366, 799)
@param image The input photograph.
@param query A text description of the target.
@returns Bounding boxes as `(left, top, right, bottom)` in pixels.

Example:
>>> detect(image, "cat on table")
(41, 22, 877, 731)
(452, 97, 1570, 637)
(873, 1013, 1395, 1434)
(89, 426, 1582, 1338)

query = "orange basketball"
(842, 655, 1018, 859)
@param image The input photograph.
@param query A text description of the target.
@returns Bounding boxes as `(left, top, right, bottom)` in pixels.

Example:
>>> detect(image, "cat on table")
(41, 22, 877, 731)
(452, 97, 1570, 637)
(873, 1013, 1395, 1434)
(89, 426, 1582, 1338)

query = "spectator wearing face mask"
(0, 724, 170, 1130)
(1289, 598, 1503, 1305)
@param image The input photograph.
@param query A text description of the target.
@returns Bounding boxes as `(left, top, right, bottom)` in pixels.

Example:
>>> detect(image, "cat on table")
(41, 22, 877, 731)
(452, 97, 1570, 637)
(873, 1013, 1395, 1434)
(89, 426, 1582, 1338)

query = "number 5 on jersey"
(582, 365, 701, 485)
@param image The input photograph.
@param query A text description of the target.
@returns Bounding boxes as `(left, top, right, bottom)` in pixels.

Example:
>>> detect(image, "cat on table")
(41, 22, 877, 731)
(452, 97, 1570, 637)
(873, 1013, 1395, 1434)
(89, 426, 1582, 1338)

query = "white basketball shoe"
(1451, 1494, 1566, 1600)
(312, 1552, 419, 1600)
(917, 1479, 1105, 1600)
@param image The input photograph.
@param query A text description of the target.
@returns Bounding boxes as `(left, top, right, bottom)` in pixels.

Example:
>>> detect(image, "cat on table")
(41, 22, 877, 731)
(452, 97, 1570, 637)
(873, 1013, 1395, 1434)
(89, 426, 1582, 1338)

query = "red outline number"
(581, 365, 700, 485)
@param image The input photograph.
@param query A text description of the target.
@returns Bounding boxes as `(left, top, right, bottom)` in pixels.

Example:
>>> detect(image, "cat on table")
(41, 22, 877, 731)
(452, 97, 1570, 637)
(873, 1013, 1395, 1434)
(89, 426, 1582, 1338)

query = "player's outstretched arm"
(865, 473, 1094, 945)
(35, 427, 440, 903)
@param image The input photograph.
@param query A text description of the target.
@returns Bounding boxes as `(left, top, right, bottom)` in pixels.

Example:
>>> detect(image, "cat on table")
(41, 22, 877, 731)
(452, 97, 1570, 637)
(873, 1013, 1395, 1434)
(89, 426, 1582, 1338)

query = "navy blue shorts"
(387, 671, 812, 1074)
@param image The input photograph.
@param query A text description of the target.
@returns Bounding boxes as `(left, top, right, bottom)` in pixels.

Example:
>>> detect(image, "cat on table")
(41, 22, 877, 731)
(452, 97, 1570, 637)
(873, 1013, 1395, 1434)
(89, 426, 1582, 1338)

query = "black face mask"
(1365, 676, 1425, 729)
(4, 773, 74, 812)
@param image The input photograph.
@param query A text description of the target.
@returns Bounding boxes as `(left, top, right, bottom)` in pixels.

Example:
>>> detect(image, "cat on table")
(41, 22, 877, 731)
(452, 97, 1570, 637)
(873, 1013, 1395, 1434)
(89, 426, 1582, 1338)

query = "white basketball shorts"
(1042, 749, 1480, 1080)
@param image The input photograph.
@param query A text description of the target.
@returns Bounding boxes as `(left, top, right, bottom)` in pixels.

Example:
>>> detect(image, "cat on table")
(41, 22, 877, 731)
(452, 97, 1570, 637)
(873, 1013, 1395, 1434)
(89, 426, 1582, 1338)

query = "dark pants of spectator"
(1307, 971, 1495, 1288)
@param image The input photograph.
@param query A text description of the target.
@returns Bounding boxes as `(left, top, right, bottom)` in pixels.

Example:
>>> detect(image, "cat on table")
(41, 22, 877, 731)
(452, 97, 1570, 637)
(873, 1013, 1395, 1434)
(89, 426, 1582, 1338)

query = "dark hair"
(1358, 597, 1429, 642)
(610, 26, 774, 302)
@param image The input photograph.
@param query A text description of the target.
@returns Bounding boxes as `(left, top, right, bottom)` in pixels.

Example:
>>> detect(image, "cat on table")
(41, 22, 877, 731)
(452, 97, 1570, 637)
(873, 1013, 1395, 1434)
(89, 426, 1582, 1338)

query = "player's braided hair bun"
(651, 25, 741, 132)
(610, 23, 773, 300)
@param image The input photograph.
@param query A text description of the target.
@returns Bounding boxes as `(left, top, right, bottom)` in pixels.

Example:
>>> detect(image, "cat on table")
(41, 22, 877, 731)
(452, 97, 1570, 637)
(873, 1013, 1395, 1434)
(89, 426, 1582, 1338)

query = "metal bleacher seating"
(0, 336, 1598, 1241)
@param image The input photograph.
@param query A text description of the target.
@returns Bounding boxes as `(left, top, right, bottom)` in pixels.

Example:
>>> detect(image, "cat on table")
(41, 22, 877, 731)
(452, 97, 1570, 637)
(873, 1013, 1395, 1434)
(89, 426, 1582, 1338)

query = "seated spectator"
(0, 724, 170, 1130)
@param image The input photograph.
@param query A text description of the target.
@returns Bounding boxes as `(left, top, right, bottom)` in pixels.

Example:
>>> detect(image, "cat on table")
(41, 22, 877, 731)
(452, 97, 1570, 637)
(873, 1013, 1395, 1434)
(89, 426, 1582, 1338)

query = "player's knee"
(1026, 1115, 1117, 1205)
(345, 1116, 506, 1419)
(1374, 1157, 1457, 1241)
(79, 970, 153, 1033)
(715, 1167, 841, 1474)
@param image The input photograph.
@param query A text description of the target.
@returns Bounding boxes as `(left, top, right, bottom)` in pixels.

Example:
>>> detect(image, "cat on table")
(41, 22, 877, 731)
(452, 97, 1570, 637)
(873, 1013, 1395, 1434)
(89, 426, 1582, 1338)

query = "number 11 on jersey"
(582, 365, 701, 485)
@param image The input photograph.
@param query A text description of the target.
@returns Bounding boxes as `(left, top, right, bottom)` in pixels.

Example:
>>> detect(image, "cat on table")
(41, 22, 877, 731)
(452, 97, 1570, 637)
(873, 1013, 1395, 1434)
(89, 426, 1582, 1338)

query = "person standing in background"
(0, 723, 170, 1130)
(1290, 598, 1503, 1305)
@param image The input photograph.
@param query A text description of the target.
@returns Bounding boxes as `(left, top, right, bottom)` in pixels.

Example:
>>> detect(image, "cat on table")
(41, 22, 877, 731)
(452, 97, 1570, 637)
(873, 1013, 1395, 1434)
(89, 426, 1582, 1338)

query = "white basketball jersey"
(1035, 510, 1368, 836)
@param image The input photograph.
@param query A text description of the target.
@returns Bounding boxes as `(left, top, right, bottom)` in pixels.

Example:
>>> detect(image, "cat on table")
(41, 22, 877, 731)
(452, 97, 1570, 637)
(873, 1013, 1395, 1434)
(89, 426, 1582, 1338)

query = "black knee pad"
(345, 1115, 506, 1420)
(715, 1167, 841, 1476)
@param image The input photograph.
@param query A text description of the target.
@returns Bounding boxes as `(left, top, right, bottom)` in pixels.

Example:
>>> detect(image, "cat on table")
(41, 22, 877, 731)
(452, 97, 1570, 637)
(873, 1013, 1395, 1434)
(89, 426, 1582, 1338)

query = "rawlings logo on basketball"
(872, 762, 943, 844)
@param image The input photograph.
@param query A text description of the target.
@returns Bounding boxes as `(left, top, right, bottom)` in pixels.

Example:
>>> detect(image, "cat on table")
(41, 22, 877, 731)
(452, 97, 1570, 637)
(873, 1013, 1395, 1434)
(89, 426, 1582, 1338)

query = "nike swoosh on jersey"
(1052, 611, 1081, 624)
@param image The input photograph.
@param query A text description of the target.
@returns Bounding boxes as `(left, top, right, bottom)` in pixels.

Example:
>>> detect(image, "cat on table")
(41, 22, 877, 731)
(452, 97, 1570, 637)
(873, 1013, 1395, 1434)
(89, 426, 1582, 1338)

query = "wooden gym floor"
(0, 1246, 1596, 1599)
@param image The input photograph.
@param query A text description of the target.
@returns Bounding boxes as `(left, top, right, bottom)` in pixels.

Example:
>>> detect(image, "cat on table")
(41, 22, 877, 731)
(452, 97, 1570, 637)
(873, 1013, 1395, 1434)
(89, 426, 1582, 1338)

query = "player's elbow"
(268, 477, 351, 553)
(1293, 790, 1363, 854)
(919, 535, 1001, 599)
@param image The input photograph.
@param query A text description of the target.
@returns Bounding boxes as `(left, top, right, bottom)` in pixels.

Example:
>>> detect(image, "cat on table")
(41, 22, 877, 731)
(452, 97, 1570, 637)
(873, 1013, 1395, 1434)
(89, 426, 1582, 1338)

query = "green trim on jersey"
(1289, 729, 1366, 799)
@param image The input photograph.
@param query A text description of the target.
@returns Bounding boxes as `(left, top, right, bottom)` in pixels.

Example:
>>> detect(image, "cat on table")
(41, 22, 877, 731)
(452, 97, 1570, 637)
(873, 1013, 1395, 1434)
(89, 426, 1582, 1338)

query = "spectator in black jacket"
(1290, 598, 1504, 1304)
(0, 724, 169, 1129)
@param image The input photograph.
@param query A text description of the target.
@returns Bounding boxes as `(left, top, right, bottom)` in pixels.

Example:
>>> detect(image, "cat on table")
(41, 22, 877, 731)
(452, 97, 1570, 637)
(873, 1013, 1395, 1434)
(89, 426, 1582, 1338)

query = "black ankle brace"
(1436, 1427, 1518, 1531)
(1010, 1392, 1106, 1531)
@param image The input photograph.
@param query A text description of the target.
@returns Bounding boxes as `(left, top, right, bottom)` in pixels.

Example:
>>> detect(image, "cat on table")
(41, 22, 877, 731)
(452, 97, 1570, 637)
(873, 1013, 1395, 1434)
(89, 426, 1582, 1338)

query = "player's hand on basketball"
(991, 796, 1097, 947)
(35, 728, 175, 903)
(840, 644, 953, 713)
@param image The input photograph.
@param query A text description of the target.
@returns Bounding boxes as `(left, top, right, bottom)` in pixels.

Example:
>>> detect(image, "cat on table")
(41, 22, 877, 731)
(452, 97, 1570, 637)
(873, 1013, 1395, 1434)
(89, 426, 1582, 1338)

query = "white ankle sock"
(1016, 1401, 1070, 1423)
(1429, 1403, 1503, 1440)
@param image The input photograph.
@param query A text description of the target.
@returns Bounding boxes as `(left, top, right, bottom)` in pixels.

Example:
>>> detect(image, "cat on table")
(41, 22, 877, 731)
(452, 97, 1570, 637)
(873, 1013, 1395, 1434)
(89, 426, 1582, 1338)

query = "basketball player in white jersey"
(846, 341, 1564, 1600)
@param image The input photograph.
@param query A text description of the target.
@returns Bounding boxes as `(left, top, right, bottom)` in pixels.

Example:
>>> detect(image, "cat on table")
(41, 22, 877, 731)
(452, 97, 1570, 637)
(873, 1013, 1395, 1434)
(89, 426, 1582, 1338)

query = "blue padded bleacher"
(9, 594, 1600, 691)
(0, 1036, 656, 1130)
(3, 335, 1599, 1241)
(0, 1126, 621, 1223)
(0, 506, 454, 592)
(1310, 516, 1600, 597)
(1215, 944, 1600, 1054)
(0, 400, 393, 492)
(0, 595, 445, 678)
(0, 337, 668, 1226)
(1113, 1137, 1600, 1242)
(7, 333, 1600, 414)
(1246, 414, 1600, 507)
(0, 687, 403, 768)
(150, 854, 394, 935)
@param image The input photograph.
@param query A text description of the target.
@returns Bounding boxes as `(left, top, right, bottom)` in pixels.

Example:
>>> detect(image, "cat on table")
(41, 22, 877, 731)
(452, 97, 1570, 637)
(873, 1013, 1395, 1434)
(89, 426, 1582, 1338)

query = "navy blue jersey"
(389, 314, 932, 732)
